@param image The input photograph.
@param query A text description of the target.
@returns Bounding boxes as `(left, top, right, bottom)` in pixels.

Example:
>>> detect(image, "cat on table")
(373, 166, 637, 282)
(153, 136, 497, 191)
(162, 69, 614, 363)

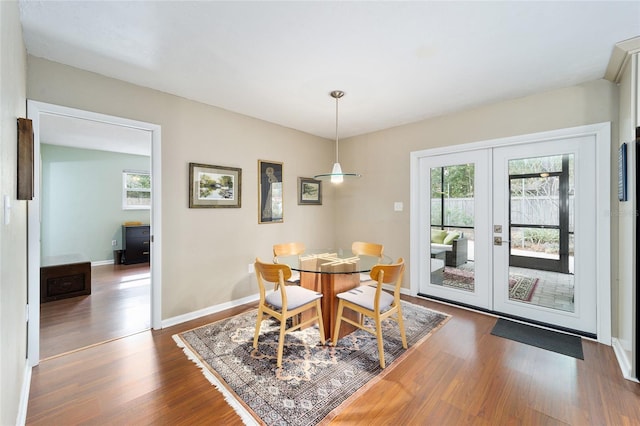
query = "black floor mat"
(491, 318, 584, 360)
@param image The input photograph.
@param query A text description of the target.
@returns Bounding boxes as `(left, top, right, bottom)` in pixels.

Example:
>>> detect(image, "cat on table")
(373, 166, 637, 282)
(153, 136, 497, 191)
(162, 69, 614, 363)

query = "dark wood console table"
(40, 254, 91, 303)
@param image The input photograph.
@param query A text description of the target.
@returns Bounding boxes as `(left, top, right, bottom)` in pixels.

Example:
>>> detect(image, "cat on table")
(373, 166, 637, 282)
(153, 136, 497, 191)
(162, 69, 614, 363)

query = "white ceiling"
(19, 1, 640, 142)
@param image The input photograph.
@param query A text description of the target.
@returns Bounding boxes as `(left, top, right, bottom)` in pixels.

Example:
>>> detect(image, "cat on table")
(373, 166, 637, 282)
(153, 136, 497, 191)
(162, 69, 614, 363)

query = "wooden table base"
(300, 271, 360, 340)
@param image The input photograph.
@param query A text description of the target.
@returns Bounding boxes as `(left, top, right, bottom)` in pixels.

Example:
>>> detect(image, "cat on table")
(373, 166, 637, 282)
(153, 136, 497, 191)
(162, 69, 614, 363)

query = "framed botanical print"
(189, 162, 242, 208)
(298, 177, 322, 205)
(258, 160, 283, 223)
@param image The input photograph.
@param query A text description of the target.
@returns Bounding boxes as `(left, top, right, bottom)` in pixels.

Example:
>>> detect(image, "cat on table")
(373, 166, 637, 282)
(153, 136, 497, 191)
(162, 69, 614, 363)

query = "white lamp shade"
(331, 163, 344, 184)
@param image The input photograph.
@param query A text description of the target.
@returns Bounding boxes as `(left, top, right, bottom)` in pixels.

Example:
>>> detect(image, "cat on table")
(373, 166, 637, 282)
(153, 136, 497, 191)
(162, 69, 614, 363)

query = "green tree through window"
(123, 171, 151, 209)
(431, 164, 474, 228)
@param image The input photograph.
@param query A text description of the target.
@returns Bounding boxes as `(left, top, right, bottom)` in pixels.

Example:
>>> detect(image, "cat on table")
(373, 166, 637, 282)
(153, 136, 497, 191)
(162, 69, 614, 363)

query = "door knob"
(494, 236, 510, 246)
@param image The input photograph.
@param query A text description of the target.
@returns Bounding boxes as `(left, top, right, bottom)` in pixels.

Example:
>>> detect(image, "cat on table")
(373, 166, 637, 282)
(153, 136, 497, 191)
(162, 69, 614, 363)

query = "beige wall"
(27, 56, 336, 320)
(27, 57, 621, 324)
(0, 1, 28, 424)
(337, 79, 619, 297)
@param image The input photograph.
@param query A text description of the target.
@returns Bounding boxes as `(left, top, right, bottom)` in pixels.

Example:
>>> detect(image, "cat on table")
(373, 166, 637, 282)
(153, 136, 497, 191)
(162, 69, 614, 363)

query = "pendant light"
(314, 90, 361, 183)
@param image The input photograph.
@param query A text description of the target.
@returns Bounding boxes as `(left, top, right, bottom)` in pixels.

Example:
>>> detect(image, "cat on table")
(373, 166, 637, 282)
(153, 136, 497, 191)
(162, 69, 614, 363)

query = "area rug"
(491, 318, 584, 359)
(443, 267, 538, 301)
(173, 301, 450, 426)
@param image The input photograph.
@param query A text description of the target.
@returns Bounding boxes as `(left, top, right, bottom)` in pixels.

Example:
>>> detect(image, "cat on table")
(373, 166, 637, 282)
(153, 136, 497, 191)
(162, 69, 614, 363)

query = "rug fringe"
(172, 334, 260, 426)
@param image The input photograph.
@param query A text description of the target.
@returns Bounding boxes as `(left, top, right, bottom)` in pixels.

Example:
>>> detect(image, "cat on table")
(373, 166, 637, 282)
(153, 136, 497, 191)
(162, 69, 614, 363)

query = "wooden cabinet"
(122, 225, 150, 265)
(40, 254, 91, 302)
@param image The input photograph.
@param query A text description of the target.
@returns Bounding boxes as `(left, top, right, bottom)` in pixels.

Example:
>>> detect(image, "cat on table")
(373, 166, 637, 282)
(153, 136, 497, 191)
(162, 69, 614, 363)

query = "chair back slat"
(273, 242, 306, 260)
(255, 259, 292, 282)
(370, 258, 404, 284)
(351, 241, 384, 258)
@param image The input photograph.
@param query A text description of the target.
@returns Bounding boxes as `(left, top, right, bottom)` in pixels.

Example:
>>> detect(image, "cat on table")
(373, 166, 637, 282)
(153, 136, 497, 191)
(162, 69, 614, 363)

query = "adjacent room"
(37, 115, 152, 359)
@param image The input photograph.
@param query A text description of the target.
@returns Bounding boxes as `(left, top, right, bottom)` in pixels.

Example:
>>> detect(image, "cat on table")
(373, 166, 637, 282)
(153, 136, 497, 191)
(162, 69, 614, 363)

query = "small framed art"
(618, 143, 627, 202)
(189, 162, 242, 208)
(258, 160, 283, 223)
(298, 177, 322, 205)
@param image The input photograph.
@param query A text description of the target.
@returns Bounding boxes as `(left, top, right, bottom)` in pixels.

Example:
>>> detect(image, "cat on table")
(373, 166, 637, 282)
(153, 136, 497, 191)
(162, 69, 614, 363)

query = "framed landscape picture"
(298, 177, 322, 205)
(258, 160, 283, 223)
(189, 162, 242, 208)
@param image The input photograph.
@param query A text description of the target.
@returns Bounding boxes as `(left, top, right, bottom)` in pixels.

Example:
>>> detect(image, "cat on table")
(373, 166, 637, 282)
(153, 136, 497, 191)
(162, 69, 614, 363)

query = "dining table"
(275, 249, 392, 340)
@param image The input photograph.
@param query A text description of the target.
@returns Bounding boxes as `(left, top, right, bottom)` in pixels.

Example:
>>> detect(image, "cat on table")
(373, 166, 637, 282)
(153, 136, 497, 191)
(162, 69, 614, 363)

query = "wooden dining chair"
(273, 242, 306, 287)
(332, 258, 407, 369)
(351, 241, 384, 284)
(253, 258, 325, 367)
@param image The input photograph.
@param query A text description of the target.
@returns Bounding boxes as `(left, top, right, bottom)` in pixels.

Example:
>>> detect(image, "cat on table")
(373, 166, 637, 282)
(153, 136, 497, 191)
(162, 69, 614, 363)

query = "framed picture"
(258, 160, 283, 223)
(618, 143, 627, 202)
(189, 162, 242, 208)
(17, 118, 34, 200)
(298, 177, 322, 205)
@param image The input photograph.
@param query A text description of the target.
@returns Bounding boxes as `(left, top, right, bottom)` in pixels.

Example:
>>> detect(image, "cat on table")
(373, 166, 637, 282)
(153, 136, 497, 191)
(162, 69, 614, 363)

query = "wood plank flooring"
(39, 263, 150, 360)
(28, 291, 640, 425)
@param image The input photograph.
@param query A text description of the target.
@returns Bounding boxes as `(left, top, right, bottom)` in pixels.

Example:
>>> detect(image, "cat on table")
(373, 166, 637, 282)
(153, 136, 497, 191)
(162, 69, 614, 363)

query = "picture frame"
(618, 143, 627, 202)
(17, 118, 34, 200)
(189, 162, 242, 208)
(298, 177, 322, 205)
(258, 160, 283, 223)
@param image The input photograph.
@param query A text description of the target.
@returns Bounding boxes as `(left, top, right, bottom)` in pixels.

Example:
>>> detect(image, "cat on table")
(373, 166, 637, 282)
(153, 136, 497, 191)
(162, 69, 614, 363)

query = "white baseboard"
(612, 337, 639, 382)
(17, 363, 31, 426)
(163, 285, 409, 329)
(162, 293, 260, 328)
(91, 259, 114, 267)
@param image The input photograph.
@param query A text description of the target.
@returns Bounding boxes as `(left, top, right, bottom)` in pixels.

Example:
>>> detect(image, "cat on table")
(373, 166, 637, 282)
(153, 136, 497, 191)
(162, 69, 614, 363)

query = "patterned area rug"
(443, 267, 538, 302)
(174, 301, 450, 425)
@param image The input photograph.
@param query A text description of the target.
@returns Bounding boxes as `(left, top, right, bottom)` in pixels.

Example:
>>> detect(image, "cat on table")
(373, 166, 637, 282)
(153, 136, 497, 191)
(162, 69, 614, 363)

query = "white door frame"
(26, 100, 163, 366)
(410, 122, 611, 344)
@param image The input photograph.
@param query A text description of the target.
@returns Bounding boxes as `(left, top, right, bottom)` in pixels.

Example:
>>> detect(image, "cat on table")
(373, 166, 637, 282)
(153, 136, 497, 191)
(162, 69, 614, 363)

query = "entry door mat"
(491, 318, 584, 360)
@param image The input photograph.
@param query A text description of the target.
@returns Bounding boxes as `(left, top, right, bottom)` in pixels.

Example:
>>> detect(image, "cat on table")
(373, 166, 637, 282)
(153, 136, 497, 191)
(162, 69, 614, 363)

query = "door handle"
(493, 237, 510, 246)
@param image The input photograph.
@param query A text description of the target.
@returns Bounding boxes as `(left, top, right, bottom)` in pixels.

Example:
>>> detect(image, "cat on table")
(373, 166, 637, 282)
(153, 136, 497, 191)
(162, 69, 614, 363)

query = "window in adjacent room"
(123, 170, 151, 210)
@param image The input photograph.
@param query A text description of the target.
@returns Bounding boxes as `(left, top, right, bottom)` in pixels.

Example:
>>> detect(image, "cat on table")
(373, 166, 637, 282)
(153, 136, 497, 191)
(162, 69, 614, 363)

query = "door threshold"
(417, 293, 596, 340)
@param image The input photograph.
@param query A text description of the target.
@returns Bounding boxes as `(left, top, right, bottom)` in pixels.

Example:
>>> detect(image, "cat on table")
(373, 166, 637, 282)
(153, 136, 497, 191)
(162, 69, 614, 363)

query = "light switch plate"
(394, 202, 403, 212)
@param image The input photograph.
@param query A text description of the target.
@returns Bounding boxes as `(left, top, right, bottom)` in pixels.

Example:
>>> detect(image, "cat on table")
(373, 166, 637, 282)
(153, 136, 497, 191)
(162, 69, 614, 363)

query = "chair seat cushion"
(337, 285, 394, 312)
(286, 271, 301, 283)
(266, 285, 322, 310)
(358, 273, 371, 282)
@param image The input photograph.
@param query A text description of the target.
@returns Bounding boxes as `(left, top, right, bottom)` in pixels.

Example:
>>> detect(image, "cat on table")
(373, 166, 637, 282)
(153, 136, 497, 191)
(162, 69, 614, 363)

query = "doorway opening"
(27, 101, 162, 366)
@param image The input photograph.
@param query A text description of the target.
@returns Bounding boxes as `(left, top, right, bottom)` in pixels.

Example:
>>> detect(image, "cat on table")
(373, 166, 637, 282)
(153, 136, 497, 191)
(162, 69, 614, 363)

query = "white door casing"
(26, 100, 163, 366)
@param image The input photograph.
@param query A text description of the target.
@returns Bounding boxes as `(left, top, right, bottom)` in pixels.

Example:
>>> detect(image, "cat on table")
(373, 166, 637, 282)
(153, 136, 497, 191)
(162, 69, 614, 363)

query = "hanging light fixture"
(314, 90, 361, 183)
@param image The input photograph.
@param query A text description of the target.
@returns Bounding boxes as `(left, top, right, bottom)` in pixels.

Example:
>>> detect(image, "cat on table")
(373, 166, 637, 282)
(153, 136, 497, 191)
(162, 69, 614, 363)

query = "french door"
(493, 138, 597, 333)
(415, 132, 599, 334)
(417, 149, 492, 309)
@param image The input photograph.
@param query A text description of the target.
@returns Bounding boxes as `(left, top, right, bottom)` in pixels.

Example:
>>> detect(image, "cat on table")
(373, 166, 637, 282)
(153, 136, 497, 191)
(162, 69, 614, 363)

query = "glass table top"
(275, 248, 392, 274)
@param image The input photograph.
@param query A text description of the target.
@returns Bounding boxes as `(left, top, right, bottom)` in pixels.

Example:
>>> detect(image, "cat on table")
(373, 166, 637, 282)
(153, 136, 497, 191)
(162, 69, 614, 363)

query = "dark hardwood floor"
(39, 263, 150, 360)
(28, 284, 640, 425)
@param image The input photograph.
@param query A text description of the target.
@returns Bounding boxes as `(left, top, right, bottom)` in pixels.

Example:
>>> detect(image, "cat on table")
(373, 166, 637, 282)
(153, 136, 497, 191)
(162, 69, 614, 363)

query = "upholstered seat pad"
(287, 271, 301, 283)
(266, 285, 322, 310)
(358, 273, 371, 282)
(337, 285, 394, 312)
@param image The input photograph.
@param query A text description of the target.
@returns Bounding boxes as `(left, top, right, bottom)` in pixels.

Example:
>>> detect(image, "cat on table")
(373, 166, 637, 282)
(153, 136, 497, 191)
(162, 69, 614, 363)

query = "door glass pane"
(508, 155, 563, 175)
(510, 227, 560, 260)
(510, 176, 559, 226)
(507, 154, 574, 313)
(430, 164, 474, 292)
